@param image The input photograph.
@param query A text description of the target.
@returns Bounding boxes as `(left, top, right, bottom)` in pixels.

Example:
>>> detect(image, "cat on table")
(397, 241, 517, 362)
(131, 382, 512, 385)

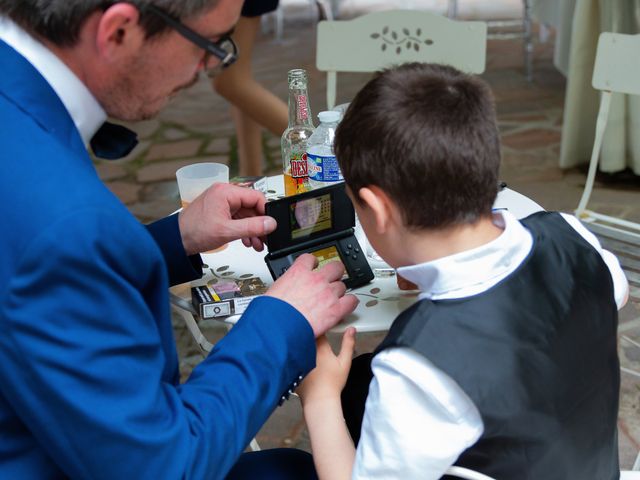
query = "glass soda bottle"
(306, 110, 343, 190)
(282, 69, 314, 196)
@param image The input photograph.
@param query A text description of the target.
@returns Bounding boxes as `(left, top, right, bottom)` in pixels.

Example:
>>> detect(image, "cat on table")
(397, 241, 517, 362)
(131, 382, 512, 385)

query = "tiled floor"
(99, 0, 640, 469)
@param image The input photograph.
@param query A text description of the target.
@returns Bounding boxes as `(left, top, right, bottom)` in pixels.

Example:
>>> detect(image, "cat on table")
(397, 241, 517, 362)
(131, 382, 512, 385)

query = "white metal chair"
(447, 0, 534, 81)
(170, 293, 214, 354)
(575, 32, 640, 244)
(267, 0, 334, 41)
(316, 9, 487, 110)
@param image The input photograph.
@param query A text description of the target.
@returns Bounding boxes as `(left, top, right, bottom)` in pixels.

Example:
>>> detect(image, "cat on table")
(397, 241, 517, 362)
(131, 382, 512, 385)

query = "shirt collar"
(0, 16, 106, 146)
(396, 210, 534, 300)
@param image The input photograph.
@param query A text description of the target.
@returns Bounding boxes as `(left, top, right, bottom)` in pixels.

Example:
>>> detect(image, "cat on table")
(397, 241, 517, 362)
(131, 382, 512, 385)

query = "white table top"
(174, 176, 544, 335)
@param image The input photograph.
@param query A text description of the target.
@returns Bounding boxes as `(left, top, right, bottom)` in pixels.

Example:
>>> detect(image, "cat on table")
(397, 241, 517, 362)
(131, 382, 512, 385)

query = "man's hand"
(178, 183, 276, 255)
(266, 254, 359, 337)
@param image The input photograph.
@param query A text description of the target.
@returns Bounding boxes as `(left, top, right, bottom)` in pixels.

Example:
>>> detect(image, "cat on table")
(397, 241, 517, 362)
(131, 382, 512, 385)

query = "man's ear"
(358, 186, 400, 234)
(95, 3, 144, 60)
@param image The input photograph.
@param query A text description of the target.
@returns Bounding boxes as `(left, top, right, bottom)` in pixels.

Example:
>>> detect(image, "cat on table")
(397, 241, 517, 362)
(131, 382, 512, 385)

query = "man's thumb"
(234, 216, 277, 238)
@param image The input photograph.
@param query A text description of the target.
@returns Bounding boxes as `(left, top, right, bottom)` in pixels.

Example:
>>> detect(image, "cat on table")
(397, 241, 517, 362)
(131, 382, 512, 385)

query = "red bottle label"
(296, 95, 308, 121)
(291, 155, 308, 178)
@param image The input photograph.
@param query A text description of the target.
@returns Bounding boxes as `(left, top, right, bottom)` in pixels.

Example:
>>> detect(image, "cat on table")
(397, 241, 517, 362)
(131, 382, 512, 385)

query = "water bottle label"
(307, 153, 343, 182)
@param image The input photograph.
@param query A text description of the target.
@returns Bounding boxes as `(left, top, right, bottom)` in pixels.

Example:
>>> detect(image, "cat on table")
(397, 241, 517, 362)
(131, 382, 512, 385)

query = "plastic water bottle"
(306, 110, 343, 190)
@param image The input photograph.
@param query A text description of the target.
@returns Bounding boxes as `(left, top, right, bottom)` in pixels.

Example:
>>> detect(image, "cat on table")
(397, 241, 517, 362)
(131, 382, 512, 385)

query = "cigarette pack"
(230, 175, 268, 193)
(191, 277, 268, 319)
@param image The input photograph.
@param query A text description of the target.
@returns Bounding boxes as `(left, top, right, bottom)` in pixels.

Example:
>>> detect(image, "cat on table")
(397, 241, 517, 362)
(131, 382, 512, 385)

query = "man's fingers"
(293, 253, 319, 270)
(317, 259, 347, 283)
(331, 294, 359, 323)
(329, 279, 347, 299)
(223, 184, 267, 215)
(249, 236, 265, 251)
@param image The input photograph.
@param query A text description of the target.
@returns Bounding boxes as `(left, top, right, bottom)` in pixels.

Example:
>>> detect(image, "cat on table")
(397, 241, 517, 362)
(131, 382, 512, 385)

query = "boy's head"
(335, 62, 501, 231)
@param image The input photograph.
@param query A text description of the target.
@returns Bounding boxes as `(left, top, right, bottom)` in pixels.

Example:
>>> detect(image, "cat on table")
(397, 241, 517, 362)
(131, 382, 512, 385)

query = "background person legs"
(212, 3, 288, 176)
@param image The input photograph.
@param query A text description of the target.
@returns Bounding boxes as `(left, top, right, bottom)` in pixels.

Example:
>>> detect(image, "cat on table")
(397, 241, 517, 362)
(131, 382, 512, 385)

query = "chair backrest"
(592, 32, 640, 95)
(316, 9, 487, 109)
(575, 32, 640, 221)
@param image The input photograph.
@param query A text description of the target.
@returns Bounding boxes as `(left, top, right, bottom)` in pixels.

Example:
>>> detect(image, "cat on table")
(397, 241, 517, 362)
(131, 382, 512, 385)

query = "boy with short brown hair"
(298, 62, 628, 480)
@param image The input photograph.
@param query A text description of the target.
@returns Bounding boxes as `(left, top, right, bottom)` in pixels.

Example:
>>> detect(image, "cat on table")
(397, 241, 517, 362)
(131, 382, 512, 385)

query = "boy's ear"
(358, 186, 400, 234)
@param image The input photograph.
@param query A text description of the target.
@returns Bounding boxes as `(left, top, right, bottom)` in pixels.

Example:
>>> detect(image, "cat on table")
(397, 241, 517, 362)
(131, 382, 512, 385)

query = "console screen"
(290, 193, 332, 240)
(310, 245, 349, 279)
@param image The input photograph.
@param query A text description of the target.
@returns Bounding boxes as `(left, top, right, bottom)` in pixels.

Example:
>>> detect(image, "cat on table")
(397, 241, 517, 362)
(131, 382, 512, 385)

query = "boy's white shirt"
(352, 210, 628, 480)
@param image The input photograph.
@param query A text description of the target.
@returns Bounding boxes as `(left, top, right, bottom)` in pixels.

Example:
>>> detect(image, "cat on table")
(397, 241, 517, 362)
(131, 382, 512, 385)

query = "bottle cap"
(318, 111, 341, 123)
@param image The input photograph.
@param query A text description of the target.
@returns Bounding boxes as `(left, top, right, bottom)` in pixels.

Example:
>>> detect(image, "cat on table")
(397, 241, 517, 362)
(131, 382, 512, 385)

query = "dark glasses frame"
(144, 3, 237, 75)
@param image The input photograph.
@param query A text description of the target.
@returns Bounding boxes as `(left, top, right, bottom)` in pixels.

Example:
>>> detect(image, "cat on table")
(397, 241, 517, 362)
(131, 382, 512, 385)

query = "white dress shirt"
(352, 210, 628, 479)
(0, 16, 106, 144)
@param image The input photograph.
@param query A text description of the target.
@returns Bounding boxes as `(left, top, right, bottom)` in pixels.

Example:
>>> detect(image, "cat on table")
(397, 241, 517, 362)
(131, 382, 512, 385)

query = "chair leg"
(576, 92, 612, 216)
(522, 0, 533, 82)
(330, 0, 340, 19)
(249, 438, 261, 451)
(275, 6, 284, 41)
(315, 0, 333, 21)
(447, 0, 458, 19)
(170, 300, 214, 354)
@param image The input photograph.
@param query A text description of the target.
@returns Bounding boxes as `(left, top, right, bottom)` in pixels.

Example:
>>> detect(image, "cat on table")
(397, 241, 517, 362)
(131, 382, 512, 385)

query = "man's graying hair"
(0, 0, 220, 46)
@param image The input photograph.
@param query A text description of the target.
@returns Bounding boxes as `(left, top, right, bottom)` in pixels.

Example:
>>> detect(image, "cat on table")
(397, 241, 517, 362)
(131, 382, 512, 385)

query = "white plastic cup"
(176, 162, 229, 208)
(176, 163, 230, 253)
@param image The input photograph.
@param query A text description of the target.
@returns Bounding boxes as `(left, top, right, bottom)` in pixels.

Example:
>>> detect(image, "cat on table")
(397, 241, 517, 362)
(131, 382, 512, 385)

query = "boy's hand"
(298, 328, 356, 406)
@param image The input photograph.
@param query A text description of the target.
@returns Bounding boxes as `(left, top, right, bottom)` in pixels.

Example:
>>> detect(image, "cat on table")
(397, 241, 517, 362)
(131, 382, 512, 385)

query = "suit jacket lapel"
(0, 39, 87, 158)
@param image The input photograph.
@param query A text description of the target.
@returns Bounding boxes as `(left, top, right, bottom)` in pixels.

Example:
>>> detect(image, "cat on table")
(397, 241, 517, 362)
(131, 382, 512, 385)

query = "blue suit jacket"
(0, 40, 315, 479)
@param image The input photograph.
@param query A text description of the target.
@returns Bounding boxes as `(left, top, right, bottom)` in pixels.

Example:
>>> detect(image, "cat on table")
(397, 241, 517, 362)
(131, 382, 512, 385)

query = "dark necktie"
(90, 121, 139, 160)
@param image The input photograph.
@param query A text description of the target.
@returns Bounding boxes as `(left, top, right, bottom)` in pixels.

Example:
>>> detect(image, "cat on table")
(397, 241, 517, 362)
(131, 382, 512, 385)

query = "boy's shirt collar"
(396, 210, 533, 301)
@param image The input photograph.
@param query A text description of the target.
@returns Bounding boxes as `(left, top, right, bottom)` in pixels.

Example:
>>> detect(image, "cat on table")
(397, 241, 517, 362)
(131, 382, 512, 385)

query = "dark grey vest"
(376, 212, 620, 479)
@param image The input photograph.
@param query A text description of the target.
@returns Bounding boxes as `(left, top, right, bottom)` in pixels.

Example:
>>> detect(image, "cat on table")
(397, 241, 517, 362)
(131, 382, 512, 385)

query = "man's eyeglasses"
(144, 3, 237, 77)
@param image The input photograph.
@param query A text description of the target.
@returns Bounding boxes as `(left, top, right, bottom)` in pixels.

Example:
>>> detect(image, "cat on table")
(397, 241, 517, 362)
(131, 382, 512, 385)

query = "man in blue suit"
(0, 1, 358, 478)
